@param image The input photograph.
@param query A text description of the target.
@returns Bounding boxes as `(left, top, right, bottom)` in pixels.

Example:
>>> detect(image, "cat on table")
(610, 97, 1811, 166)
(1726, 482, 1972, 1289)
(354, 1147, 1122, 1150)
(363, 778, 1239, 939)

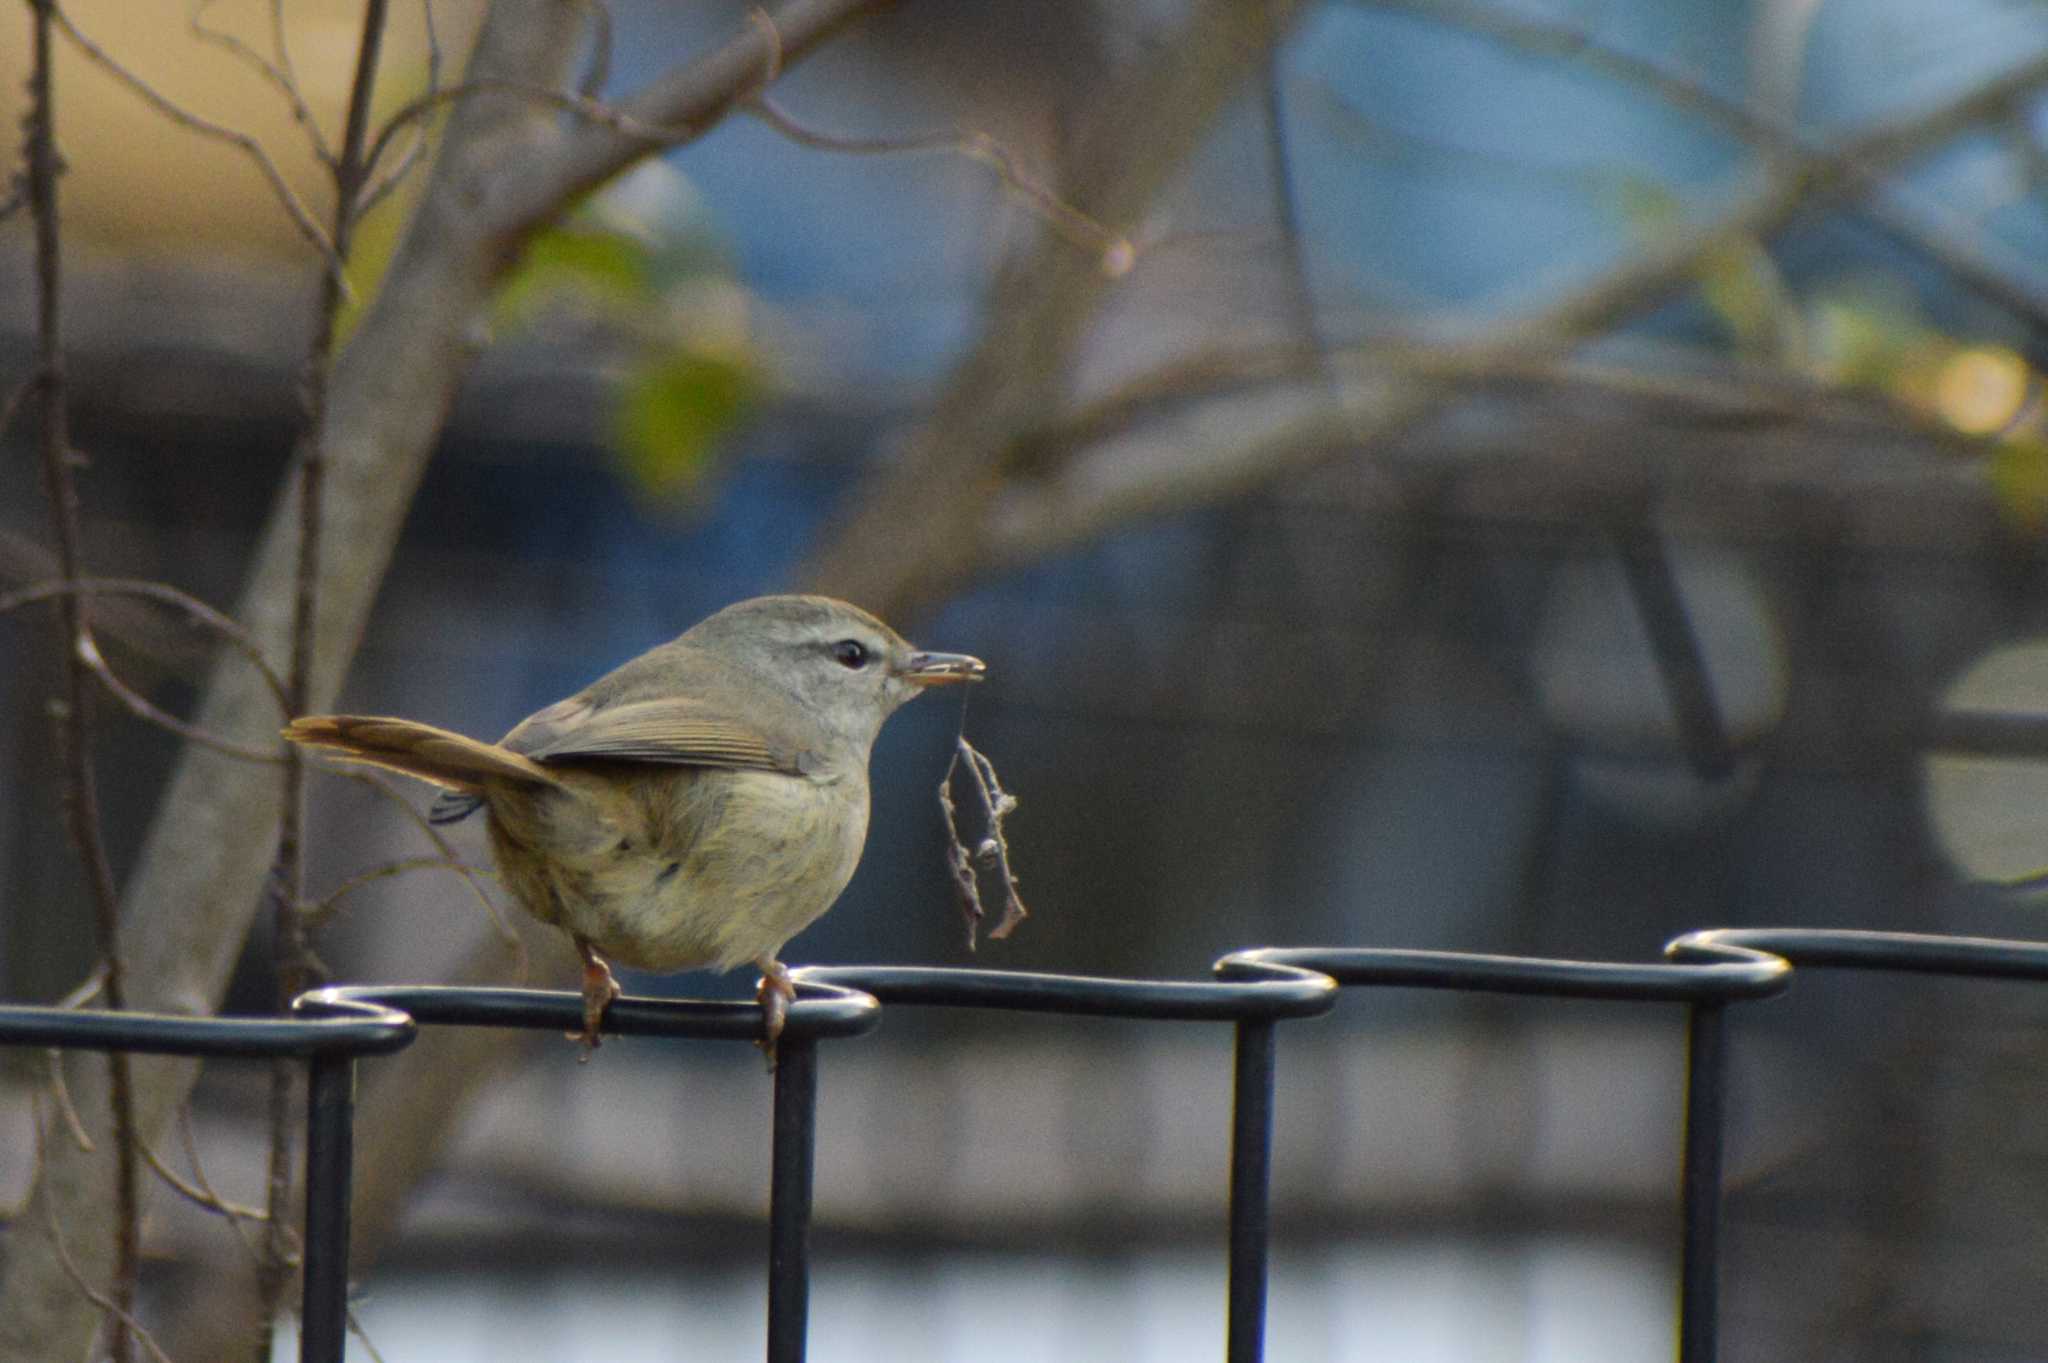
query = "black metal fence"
(7, 926, 2047, 1363)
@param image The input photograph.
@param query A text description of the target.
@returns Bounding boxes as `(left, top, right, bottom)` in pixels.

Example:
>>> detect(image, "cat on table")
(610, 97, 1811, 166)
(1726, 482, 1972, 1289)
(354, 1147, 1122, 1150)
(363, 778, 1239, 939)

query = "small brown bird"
(285, 594, 984, 1053)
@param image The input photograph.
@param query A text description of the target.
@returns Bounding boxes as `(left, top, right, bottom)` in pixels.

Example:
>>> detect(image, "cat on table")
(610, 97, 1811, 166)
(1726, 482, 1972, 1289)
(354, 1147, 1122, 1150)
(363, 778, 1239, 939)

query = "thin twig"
(960, 739, 1027, 939)
(347, 1309, 392, 1363)
(938, 730, 1028, 948)
(361, 76, 702, 184)
(302, 853, 497, 930)
(746, 95, 1136, 276)
(29, 1095, 178, 1363)
(0, 576, 294, 714)
(189, 0, 337, 168)
(176, 1106, 277, 1267)
(141, 1130, 269, 1225)
(48, 1, 346, 280)
(24, 6, 142, 1353)
(360, 4, 863, 194)
(259, 5, 393, 1353)
(42, 968, 107, 1154)
(1035, 332, 2013, 459)
(936, 754, 979, 946)
(1360, 0, 2048, 333)
(353, 0, 444, 219)
(77, 633, 284, 764)
(352, 123, 426, 219)
(334, 768, 523, 959)
(269, 0, 302, 121)
(44, 1054, 95, 1153)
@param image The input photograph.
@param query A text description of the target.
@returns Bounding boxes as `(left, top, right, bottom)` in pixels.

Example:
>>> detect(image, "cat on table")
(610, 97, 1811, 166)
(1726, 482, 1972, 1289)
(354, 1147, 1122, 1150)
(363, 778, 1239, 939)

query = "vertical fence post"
(1227, 1018, 1277, 1363)
(1679, 1001, 1727, 1363)
(768, 1037, 820, 1363)
(300, 1052, 357, 1363)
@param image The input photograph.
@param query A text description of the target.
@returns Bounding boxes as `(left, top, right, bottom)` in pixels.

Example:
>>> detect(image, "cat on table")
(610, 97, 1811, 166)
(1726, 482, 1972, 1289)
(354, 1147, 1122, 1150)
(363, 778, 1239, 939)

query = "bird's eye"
(831, 639, 871, 670)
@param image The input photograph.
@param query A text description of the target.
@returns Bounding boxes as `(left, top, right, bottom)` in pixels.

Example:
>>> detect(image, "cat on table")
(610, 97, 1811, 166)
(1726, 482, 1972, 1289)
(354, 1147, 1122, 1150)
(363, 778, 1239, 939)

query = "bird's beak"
(903, 651, 986, 686)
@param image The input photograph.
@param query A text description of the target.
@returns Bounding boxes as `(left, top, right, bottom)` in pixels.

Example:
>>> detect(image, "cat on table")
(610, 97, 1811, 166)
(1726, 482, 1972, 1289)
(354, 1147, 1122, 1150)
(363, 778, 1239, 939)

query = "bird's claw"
(572, 942, 623, 1062)
(756, 959, 796, 1071)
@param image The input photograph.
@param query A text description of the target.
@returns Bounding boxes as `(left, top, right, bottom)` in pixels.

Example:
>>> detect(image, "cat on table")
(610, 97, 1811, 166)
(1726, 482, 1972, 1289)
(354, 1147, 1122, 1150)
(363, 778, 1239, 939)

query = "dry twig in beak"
(939, 734, 1028, 948)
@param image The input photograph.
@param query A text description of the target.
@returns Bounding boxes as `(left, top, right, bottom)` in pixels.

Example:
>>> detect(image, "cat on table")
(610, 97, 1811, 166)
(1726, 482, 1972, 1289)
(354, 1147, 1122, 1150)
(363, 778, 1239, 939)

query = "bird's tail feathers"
(283, 715, 559, 794)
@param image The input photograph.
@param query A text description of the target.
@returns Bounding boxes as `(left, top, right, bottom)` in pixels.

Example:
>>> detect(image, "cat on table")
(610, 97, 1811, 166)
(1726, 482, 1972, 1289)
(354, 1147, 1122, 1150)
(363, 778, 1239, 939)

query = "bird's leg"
(571, 937, 623, 1060)
(755, 956, 796, 1069)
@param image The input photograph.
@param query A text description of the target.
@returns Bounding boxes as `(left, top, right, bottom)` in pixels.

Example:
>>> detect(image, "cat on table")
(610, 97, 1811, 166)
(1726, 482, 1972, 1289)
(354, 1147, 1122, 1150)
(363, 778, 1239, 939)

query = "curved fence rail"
(3, 926, 2044, 1363)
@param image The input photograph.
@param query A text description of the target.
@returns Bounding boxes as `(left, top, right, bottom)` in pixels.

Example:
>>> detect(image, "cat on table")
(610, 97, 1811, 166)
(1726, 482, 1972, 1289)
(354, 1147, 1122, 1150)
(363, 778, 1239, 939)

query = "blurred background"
(4, 0, 2048, 1359)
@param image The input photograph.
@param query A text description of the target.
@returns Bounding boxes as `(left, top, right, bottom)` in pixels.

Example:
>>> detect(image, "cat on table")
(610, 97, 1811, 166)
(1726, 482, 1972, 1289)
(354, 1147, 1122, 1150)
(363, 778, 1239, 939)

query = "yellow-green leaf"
(1992, 436, 2048, 533)
(497, 226, 656, 326)
(610, 350, 757, 503)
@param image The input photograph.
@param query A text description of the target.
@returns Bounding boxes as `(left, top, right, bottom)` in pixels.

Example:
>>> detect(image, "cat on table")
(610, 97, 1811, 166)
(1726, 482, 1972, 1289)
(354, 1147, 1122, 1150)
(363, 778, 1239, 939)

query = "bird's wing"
(502, 695, 807, 774)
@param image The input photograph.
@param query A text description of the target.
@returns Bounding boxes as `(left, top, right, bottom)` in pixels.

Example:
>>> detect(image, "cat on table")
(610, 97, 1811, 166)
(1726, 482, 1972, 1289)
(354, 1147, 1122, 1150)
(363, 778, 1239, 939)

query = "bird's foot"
(755, 958, 796, 1071)
(571, 942, 623, 1061)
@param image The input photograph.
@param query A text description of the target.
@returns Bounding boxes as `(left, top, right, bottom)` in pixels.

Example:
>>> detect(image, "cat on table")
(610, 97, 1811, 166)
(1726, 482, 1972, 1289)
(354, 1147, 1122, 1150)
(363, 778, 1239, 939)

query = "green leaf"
(610, 350, 758, 502)
(1992, 436, 2048, 533)
(497, 226, 656, 326)
(1610, 175, 1799, 363)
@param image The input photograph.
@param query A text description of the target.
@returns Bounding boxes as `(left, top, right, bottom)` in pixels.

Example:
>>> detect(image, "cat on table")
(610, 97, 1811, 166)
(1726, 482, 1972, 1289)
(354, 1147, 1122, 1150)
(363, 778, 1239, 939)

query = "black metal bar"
(0, 998, 414, 1057)
(795, 962, 1336, 1020)
(12, 926, 2045, 1363)
(1677, 1001, 1726, 1363)
(1669, 927, 2048, 980)
(300, 1052, 357, 1363)
(1227, 1018, 1277, 1363)
(300, 981, 880, 1043)
(768, 1036, 820, 1363)
(1226, 946, 1789, 1004)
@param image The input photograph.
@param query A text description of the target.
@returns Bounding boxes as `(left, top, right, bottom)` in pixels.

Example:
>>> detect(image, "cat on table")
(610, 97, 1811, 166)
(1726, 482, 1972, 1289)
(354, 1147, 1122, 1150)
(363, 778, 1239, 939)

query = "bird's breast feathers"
(510, 766, 871, 975)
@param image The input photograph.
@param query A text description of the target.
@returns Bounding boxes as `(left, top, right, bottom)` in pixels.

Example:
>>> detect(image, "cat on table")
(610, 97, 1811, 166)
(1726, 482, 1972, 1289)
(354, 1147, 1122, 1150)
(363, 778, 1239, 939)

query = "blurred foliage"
(1807, 276, 2048, 527)
(611, 348, 760, 500)
(1613, 192, 2048, 529)
(1291, 72, 2047, 531)
(492, 161, 763, 508)
(1615, 179, 1803, 365)
(495, 221, 657, 319)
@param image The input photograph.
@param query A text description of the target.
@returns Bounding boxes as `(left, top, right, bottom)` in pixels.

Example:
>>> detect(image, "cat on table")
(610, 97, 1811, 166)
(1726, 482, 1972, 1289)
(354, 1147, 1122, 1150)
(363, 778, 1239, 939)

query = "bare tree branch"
(745, 95, 1133, 272)
(146, 1108, 270, 1227)
(0, 574, 294, 709)
(253, 5, 395, 1352)
(1361, 0, 2048, 331)
(360, 75, 712, 182)
(800, 0, 1312, 615)
(526, 0, 893, 214)
(21, 5, 141, 1354)
(353, 0, 444, 219)
(931, 42, 2048, 573)
(76, 634, 284, 765)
